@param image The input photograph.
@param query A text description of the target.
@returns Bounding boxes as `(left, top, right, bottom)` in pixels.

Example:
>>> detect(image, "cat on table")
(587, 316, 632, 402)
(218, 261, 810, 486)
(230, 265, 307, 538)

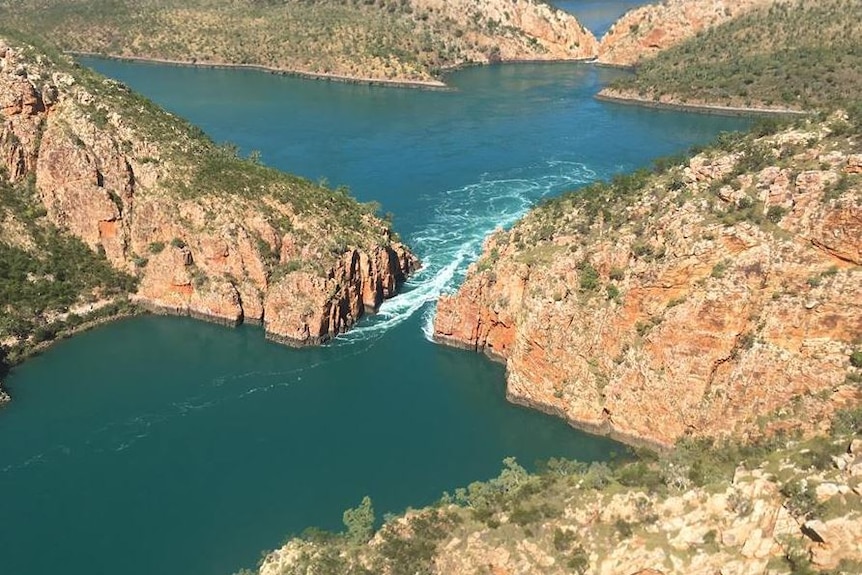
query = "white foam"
(342, 160, 596, 343)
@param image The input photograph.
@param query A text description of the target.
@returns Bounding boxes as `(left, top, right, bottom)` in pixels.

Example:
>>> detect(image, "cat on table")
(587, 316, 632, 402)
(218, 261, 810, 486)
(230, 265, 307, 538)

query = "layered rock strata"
(0, 37, 417, 347)
(597, 0, 774, 67)
(434, 121, 862, 447)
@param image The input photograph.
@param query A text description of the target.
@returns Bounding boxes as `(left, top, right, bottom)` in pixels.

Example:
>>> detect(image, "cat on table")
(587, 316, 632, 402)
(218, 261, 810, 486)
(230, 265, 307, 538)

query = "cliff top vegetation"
(608, 0, 862, 112)
(0, 32, 413, 366)
(253, 406, 862, 574)
(0, 0, 595, 84)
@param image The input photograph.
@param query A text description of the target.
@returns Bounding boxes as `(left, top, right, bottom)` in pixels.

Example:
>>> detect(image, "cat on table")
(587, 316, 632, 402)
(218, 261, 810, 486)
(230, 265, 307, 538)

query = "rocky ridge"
(0, 0, 598, 86)
(0, 37, 417, 365)
(433, 119, 862, 448)
(600, 0, 862, 114)
(257, 431, 862, 575)
(596, 0, 774, 67)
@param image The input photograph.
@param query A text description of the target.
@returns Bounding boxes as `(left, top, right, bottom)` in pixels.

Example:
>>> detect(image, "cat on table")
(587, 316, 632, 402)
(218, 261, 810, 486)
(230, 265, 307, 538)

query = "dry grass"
(612, 0, 862, 112)
(0, 0, 584, 83)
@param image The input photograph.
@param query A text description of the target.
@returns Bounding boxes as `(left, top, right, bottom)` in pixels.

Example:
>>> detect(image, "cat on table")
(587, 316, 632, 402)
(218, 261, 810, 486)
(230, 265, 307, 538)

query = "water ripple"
(343, 160, 595, 342)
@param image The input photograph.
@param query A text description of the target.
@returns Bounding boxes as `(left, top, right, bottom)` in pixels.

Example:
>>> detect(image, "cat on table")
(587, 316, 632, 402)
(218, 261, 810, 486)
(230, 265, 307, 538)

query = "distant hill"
(603, 0, 862, 112)
(597, 0, 773, 67)
(0, 0, 598, 85)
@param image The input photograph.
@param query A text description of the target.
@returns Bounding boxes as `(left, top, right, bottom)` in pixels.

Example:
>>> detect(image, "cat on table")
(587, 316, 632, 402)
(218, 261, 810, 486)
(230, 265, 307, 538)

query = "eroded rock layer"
(434, 120, 862, 447)
(597, 0, 774, 67)
(0, 37, 417, 347)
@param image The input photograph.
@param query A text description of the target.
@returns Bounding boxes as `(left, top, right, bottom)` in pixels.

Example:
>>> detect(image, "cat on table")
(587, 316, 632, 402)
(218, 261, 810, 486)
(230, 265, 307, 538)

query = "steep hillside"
(0, 0, 598, 86)
(255, 415, 862, 575)
(597, 0, 773, 67)
(0, 35, 417, 390)
(434, 118, 862, 448)
(603, 0, 862, 112)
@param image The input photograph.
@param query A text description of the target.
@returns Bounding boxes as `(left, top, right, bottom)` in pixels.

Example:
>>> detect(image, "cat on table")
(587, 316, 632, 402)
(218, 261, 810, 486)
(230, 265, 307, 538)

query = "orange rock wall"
(597, 0, 774, 67)
(435, 127, 862, 447)
(0, 39, 418, 345)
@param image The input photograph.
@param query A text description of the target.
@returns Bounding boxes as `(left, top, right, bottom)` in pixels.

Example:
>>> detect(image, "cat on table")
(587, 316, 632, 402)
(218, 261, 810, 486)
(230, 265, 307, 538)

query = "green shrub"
(578, 261, 599, 291)
(766, 205, 786, 223)
(609, 267, 625, 281)
(780, 480, 823, 520)
(553, 528, 577, 552)
(614, 519, 633, 539)
(567, 546, 589, 574)
(343, 496, 375, 544)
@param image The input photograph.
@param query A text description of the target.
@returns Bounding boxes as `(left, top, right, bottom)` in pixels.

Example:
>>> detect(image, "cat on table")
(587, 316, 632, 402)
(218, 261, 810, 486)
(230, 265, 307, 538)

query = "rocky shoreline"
(0, 36, 420, 400)
(67, 51, 452, 90)
(433, 120, 862, 448)
(596, 88, 811, 118)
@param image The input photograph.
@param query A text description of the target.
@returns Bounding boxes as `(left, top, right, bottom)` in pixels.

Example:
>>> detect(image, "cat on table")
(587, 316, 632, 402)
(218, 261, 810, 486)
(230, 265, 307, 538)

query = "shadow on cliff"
(0, 347, 9, 380)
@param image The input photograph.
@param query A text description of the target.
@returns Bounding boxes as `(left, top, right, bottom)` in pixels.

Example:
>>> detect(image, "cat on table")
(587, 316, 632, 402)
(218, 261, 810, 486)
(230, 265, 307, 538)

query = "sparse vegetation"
(0, 0, 587, 84)
(0, 175, 138, 361)
(611, 0, 862, 113)
(249, 413, 862, 574)
(0, 33, 412, 363)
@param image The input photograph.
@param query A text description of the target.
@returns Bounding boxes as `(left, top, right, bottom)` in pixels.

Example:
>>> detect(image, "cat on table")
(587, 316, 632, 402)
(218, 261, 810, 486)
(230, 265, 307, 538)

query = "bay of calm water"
(0, 25, 748, 575)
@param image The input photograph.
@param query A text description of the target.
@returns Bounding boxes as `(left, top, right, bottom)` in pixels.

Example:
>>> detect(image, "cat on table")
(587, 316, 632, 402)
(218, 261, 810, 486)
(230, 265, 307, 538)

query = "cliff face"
(417, 0, 598, 65)
(600, 0, 862, 115)
(0, 37, 417, 350)
(434, 120, 862, 448)
(597, 0, 772, 67)
(0, 0, 597, 86)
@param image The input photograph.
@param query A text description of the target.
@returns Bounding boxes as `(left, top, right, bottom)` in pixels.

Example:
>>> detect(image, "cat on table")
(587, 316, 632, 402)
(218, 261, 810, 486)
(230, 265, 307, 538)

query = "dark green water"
(1, 49, 747, 575)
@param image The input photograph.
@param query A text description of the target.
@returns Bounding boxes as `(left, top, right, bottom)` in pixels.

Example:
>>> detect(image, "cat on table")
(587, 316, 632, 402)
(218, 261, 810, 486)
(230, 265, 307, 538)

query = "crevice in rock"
(809, 238, 859, 266)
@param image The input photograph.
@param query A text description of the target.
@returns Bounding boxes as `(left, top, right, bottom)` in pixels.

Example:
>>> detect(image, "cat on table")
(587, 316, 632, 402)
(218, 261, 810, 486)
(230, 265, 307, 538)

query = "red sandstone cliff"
(419, 0, 599, 64)
(597, 0, 773, 67)
(0, 37, 417, 347)
(434, 121, 862, 447)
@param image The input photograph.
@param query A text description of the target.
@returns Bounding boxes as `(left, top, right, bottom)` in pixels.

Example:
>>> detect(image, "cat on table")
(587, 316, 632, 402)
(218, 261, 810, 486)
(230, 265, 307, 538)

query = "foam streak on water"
(342, 160, 596, 343)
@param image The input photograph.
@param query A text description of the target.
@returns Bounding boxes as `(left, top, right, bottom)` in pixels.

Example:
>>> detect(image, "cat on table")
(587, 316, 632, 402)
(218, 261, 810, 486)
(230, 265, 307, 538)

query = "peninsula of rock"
(0, 36, 418, 390)
(0, 0, 599, 86)
(434, 119, 861, 448)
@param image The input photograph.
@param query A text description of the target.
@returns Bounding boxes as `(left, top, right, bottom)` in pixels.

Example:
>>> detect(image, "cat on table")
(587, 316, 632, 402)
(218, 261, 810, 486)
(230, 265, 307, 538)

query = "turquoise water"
(553, 0, 649, 36)
(0, 56, 748, 575)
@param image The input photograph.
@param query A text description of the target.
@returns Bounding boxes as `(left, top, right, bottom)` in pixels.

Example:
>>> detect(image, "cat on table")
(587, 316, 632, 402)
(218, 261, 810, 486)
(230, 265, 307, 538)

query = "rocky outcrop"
(597, 0, 773, 67)
(259, 434, 862, 575)
(434, 121, 862, 448)
(418, 0, 598, 65)
(263, 244, 416, 345)
(0, 37, 417, 347)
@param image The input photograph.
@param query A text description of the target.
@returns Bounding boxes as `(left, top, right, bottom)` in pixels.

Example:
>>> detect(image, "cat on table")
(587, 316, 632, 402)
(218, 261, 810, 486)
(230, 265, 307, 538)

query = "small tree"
(343, 496, 375, 544)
